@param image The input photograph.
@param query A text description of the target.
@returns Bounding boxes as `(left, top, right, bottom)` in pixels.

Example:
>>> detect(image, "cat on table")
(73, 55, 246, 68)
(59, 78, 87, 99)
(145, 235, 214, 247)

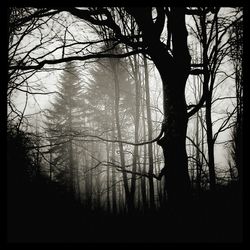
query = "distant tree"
(85, 45, 136, 211)
(45, 61, 82, 194)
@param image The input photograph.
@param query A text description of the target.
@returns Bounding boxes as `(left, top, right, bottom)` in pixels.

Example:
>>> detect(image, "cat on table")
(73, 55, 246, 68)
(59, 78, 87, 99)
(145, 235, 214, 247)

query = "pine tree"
(85, 50, 135, 211)
(45, 61, 82, 194)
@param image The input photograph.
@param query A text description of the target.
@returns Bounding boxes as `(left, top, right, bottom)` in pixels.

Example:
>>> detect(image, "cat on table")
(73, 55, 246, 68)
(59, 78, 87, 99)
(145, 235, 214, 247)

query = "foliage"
(7, 123, 39, 184)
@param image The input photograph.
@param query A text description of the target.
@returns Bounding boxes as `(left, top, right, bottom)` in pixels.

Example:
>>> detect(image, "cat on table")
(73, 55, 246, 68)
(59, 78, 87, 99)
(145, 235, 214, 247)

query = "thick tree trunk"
(156, 80, 191, 204)
(125, 7, 192, 205)
(145, 8, 191, 205)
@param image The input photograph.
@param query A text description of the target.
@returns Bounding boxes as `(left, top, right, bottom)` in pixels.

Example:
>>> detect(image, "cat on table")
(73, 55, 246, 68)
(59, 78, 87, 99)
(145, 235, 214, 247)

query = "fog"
(7, 7, 242, 243)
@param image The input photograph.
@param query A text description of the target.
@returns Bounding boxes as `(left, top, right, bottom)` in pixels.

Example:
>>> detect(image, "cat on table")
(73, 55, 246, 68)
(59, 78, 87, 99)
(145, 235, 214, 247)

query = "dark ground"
(7, 175, 243, 244)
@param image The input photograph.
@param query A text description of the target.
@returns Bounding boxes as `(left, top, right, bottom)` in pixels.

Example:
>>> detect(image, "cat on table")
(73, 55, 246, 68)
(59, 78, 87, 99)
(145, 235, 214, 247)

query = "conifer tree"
(45, 61, 82, 194)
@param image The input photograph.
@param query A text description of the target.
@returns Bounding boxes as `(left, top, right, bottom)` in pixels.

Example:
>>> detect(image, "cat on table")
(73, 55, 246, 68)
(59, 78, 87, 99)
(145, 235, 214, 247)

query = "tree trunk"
(200, 10, 216, 192)
(49, 140, 53, 181)
(235, 65, 243, 188)
(85, 142, 93, 210)
(146, 8, 191, 205)
(193, 52, 202, 192)
(106, 141, 111, 212)
(196, 112, 201, 191)
(75, 160, 81, 202)
(144, 56, 155, 210)
(68, 102, 74, 194)
(200, 110, 205, 188)
(84, 150, 89, 208)
(130, 54, 140, 211)
(126, 7, 192, 205)
(111, 58, 131, 212)
(141, 89, 148, 211)
(95, 150, 102, 210)
(206, 93, 216, 191)
(156, 81, 191, 204)
(111, 106, 117, 214)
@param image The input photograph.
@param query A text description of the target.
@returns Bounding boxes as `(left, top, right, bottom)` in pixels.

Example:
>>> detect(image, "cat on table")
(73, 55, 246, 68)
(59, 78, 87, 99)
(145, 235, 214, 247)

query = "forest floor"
(7, 177, 243, 243)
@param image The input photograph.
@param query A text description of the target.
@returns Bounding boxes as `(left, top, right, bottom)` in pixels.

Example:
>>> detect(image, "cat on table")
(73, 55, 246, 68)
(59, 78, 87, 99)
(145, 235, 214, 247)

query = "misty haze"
(7, 7, 243, 244)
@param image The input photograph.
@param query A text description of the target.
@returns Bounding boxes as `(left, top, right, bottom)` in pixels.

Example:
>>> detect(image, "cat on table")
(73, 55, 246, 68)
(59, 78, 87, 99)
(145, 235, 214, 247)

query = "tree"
(188, 7, 243, 190)
(130, 7, 192, 204)
(45, 61, 82, 194)
(84, 44, 137, 211)
(228, 8, 243, 186)
(143, 55, 155, 209)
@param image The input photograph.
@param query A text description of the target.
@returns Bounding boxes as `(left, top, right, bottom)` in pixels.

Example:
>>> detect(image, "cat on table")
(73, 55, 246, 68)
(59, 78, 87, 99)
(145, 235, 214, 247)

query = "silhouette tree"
(228, 8, 243, 186)
(189, 7, 243, 190)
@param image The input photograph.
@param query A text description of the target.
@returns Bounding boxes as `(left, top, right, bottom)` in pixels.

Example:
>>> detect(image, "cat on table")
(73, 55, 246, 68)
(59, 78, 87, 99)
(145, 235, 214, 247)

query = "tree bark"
(150, 9, 191, 205)
(144, 55, 155, 210)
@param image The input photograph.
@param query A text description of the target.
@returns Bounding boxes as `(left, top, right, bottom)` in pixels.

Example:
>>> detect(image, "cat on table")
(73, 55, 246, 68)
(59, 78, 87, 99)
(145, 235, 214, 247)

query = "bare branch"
(213, 107, 237, 142)
(186, 136, 209, 166)
(116, 167, 160, 180)
(9, 49, 145, 71)
(72, 126, 164, 146)
(190, 69, 205, 75)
